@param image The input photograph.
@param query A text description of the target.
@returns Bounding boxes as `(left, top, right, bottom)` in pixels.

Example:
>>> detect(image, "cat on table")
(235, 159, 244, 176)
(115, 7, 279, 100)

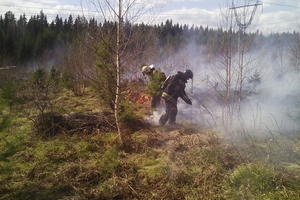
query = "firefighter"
(159, 69, 193, 125)
(141, 65, 166, 110)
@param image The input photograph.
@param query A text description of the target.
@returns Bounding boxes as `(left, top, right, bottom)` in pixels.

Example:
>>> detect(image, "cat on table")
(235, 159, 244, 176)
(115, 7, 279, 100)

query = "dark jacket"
(162, 72, 192, 105)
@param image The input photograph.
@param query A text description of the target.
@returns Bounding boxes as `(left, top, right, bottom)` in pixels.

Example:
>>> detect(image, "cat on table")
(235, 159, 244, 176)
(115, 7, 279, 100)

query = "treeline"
(0, 11, 97, 66)
(0, 10, 299, 67)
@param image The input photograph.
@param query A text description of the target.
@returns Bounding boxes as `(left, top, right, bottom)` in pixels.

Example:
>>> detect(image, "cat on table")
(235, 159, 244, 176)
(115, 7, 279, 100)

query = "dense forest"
(0, 11, 298, 68)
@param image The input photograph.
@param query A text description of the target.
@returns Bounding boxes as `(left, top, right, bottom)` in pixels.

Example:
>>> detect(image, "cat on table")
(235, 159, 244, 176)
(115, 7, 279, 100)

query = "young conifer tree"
(88, 0, 147, 145)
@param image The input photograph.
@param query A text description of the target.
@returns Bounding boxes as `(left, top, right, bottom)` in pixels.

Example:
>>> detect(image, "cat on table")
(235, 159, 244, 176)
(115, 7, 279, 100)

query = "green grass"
(1, 88, 300, 200)
(224, 163, 300, 200)
(54, 88, 103, 113)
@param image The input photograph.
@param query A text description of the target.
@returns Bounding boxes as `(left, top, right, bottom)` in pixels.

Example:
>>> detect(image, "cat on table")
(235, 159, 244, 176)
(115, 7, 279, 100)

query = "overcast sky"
(0, 0, 299, 34)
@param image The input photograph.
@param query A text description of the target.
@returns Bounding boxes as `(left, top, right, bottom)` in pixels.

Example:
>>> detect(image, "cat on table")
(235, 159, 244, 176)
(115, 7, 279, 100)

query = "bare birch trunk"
(115, 0, 123, 144)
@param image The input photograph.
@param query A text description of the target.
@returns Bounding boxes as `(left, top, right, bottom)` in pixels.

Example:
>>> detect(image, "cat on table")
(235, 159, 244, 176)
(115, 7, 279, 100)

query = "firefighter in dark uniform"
(159, 70, 193, 125)
(142, 65, 166, 110)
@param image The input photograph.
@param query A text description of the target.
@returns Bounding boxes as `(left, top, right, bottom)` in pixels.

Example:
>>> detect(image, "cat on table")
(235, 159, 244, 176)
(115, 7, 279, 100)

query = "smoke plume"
(153, 36, 300, 136)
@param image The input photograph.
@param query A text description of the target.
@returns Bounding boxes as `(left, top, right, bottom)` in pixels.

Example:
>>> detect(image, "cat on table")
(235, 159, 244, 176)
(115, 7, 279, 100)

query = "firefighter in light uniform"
(159, 70, 193, 125)
(141, 65, 166, 110)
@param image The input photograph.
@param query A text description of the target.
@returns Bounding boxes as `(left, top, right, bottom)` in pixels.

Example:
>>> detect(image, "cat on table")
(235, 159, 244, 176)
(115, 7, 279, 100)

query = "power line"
(0, 5, 202, 16)
(0, 5, 108, 19)
(264, 2, 300, 9)
(0, 12, 103, 19)
(0, 10, 100, 17)
(230, 0, 262, 30)
(255, 21, 300, 26)
(229, 2, 262, 10)
(0, 10, 104, 20)
(0, 6, 203, 18)
(0, 4, 99, 13)
(0, 10, 188, 18)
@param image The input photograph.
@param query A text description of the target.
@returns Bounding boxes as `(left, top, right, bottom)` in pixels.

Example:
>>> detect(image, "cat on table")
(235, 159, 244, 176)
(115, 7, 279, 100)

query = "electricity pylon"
(229, 0, 262, 109)
(230, 0, 262, 32)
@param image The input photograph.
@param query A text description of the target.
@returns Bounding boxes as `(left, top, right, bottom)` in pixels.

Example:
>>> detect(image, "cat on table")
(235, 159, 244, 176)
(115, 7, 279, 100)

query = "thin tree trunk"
(238, 29, 245, 106)
(115, 0, 123, 144)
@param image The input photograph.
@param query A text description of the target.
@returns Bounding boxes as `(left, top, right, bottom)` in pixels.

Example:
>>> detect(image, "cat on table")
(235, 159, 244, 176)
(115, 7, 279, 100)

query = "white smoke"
(154, 36, 300, 136)
(147, 108, 165, 125)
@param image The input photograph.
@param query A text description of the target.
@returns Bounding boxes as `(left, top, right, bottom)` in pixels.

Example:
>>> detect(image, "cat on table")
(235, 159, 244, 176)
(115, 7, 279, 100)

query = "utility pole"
(230, 0, 262, 106)
(230, 1, 262, 31)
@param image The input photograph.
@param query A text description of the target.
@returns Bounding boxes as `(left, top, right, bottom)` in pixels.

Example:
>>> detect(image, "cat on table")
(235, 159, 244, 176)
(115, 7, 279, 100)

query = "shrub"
(93, 39, 116, 110)
(34, 112, 66, 137)
(49, 67, 62, 92)
(61, 66, 86, 96)
(29, 68, 56, 114)
(99, 147, 120, 178)
(120, 100, 137, 123)
(224, 163, 300, 200)
(0, 79, 17, 110)
(0, 115, 11, 132)
(59, 36, 93, 96)
(121, 99, 148, 129)
(34, 111, 116, 137)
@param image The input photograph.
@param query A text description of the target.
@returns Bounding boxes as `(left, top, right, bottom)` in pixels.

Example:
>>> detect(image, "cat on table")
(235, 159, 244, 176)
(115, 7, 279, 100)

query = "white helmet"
(141, 65, 154, 75)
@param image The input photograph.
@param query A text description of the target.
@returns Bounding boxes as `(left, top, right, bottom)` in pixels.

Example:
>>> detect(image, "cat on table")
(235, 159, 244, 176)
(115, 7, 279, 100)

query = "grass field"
(1, 88, 300, 200)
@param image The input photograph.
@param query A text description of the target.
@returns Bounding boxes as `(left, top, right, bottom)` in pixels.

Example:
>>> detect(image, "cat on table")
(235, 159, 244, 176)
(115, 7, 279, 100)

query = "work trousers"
(151, 95, 161, 109)
(159, 99, 178, 125)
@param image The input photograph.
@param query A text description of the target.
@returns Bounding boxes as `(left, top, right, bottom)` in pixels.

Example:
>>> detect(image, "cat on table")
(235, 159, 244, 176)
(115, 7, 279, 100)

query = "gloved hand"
(186, 99, 192, 105)
(182, 95, 192, 105)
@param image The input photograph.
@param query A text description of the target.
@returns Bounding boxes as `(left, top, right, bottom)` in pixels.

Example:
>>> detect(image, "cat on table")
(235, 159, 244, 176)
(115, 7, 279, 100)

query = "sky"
(0, 0, 299, 34)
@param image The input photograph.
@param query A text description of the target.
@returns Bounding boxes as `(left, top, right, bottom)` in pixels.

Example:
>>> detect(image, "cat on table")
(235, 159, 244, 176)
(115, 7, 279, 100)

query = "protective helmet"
(184, 69, 193, 79)
(141, 65, 154, 75)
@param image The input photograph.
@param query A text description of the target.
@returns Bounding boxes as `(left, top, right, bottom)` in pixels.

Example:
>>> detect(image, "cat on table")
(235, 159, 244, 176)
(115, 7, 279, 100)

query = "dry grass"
(33, 111, 116, 137)
(1, 87, 300, 200)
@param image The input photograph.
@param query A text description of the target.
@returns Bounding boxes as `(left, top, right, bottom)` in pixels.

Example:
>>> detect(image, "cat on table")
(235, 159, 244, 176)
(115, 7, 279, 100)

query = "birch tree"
(87, 0, 146, 145)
